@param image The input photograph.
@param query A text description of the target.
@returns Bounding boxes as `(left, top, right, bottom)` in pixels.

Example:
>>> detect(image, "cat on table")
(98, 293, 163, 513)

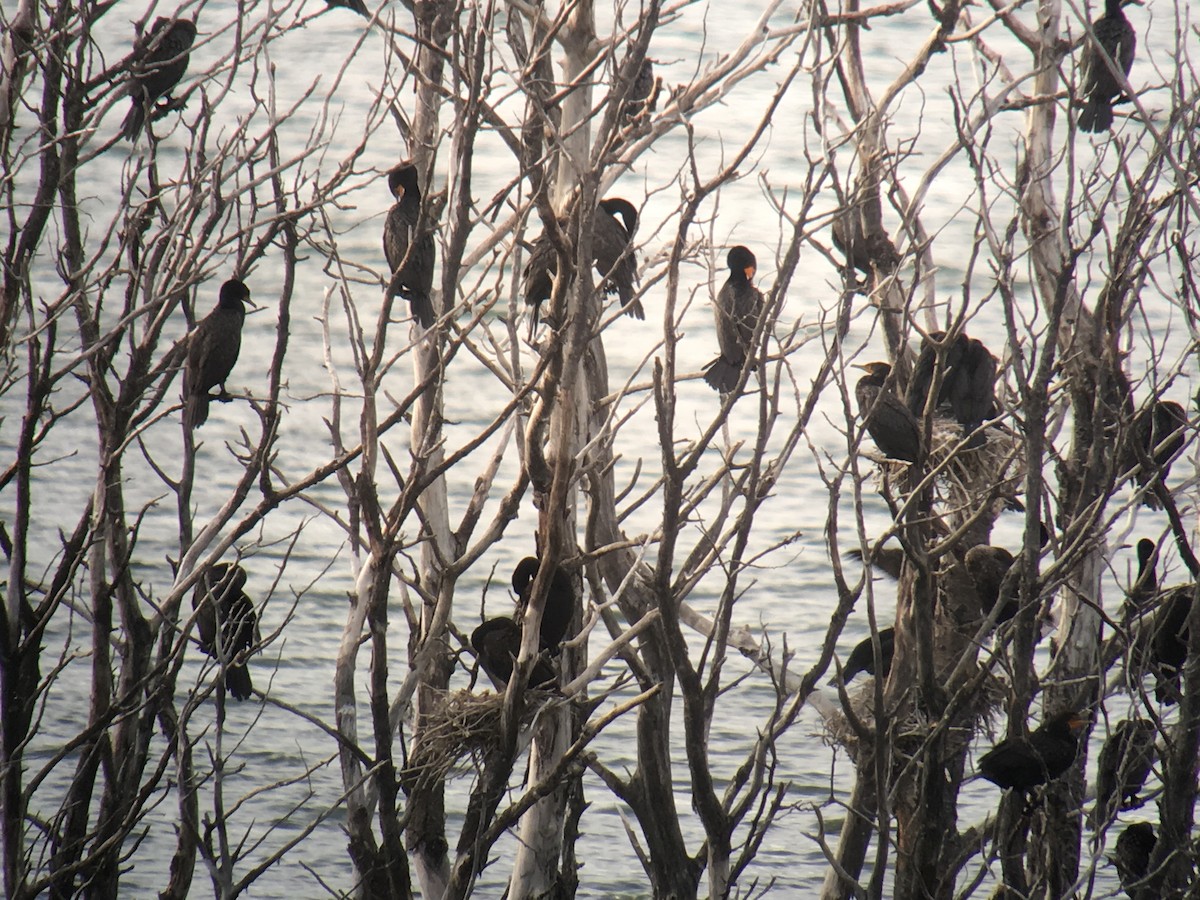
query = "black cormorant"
(184, 278, 250, 429)
(1125, 538, 1158, 616)
(1151, 583, 1194, 705)
(121, 17, 197, 141)
(192, 563, 259, 701)
(383, 161, 436, 329)
(1092, 718, 1156, 827)
(964, 545, 1018, 624)
(621, 57, 657, 123)
(511, 557, 576, 654)
(471, 618, 556, 689)
(1078, 0, 1137, 133)
(521, 199, 644, 333)
(1128, 400, 1188, 509)
(907, 332, 997, 448)
(854, 361, 921, 463)
(703, 246, 763, 394)
(845, 545, 906, 581)
(1112, 822, 1155, 894)
(594, 198, 643, 319)
(977, 709, 1088, 794)
(832, 626, 895, 683)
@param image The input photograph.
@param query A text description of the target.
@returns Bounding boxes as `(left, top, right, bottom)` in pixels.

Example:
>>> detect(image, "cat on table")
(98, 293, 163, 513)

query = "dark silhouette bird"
(622, 57, 657, 122)
(1125, 538, 1159, 617)
(1112, 821, 1155, 894)
(594, 198, 643, 319)
(470, 617, 556, 690)
(192, 563, 259, 701)
(1151, 583, 1194, 705)
(831, 626, 895, 684)
(977, 709, 1088, 794)
(1092, 718, 1156, 828)
(1127, 400, 1189, 509)
(1078, 0, 1137, 133)
(121, 17, 198, 141)
(964, 545, 1019, 624)
(521, 199, 644, 333)
(703, 246, 764, 394)
(831, 209, 900, 278)
(854, 361, 921, 463)
(906, 332, 997, 448)
(383, 161, 436, 329)
(511, 557, 576, 654)
(324, 0, 370, 16)
(845, 545, 906, 581)
(184, 278, 250, 429)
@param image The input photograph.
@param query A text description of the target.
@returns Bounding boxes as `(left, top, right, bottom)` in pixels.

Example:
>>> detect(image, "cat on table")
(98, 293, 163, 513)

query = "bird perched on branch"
(621, 57, 657, 124)
(1112, 822, 1155, 893)
(522, 198, 644, 334)
(120, 17, 197, 141)
(964, 545, 1019, 624)
(511, 556, 576, 654)
(1092, 717, 1156, 828)
(594, 198, 643, 319)
(703, 245, 764, 394)
(471, 618, 556, 689)
(383, 161, 436, 329)
(854, 361, 920, 463)
(906, 332, 997, 449)
(184, 278, 250, 429)
(977, 709, 1088, 797)
(1151, 582, 1194, 705)
(1078, 0, 1137, 133)
(845, 544, 906, 581)
(192, 563, 259, 701)
(1126, 399, 1188, 509)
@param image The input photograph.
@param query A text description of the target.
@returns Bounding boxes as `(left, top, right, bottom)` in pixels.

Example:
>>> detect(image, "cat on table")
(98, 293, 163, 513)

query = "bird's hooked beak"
(744, 265, 756, 281)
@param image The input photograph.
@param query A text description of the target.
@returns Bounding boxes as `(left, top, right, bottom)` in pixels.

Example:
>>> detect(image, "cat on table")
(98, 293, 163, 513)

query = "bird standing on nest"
(854, 361, 920, 463)
(907, 332, 997, 449)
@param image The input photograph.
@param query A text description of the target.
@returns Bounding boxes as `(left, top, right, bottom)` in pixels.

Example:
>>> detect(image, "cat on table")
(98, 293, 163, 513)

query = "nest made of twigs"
(876, 416, 1025, 516)
(821, 668, 1007, 763)
(402, 687, 557, 790)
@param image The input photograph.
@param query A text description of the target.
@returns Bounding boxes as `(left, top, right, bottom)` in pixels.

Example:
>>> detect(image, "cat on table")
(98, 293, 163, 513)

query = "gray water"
(3, 0, 1196, 895)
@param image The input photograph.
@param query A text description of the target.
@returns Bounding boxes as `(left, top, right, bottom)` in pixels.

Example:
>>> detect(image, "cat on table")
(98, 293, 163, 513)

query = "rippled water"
(3, 0, 1196, 895)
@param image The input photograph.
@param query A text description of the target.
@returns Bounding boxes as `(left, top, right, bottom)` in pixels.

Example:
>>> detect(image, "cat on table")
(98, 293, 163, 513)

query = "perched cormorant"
(325, 0, 370, 15)
(470, 617, 556, 689)
(964, 545, 1018, 624)
(121, 17, 197, 141)
(192, 563, 259, 701)
(1078, 0, 1137, 133)
(383, 162, 436, 329)
(831, 626, 895, 684)
(594, 198, 643, 319)
(521, 199, 644, 333)
(621, 57, 657, 123)
(184, 278, 250, 429)
(845, 545, 906, 581)
(511, 557, 576, 654)
(1125, 538, 1158, 615)
(1151, 583, 1194, 705)
(1112, 822, 1155, 894)
(1092, 718, 1156, 827)
(854, 361, 921, 463)
(831, 209, 900, 278)
(906, 332, 997, 448)
(977, 709, 1088, 794)
(1127, 400, 1189, 509)
(703, 246, 764, 394)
